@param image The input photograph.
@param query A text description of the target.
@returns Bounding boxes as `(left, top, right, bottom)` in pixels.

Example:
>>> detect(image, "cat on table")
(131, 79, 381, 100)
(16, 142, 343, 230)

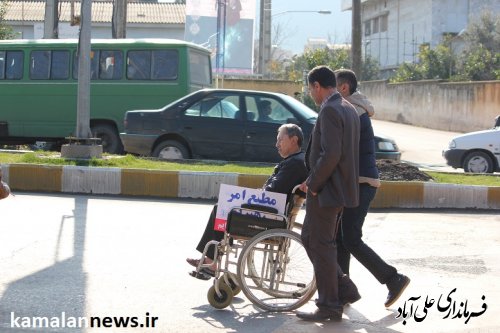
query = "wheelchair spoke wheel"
(207, 282, 234, 309)
(237, 229, 316, 312)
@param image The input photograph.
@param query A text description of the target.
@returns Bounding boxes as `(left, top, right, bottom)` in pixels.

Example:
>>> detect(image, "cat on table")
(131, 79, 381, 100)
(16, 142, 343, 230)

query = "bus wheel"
(152, 140, 189, 160)
(91, 124, 123, 154)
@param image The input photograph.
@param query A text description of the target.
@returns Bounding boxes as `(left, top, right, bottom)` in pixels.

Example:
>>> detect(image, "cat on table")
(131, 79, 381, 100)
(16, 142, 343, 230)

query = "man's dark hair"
(278, 123, 304, 147)
(334, 69, 358, 95)
(307, 65, 336, 88)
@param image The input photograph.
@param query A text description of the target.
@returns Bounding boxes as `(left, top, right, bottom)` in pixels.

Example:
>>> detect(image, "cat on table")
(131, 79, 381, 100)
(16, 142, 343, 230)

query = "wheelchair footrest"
(189, 270, 213, 281)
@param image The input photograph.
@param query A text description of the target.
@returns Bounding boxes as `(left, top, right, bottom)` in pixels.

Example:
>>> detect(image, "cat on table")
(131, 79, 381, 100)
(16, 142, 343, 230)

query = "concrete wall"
(360, 80, 500, 132)
(215, 78, 303, 97)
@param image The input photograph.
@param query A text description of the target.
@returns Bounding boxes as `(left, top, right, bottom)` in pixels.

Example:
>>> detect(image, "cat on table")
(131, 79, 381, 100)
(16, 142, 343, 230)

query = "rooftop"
(4, 0, 186, 24)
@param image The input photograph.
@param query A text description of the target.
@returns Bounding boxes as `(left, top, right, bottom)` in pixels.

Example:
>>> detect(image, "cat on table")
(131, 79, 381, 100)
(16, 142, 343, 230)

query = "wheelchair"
(191, 186, 316, 312)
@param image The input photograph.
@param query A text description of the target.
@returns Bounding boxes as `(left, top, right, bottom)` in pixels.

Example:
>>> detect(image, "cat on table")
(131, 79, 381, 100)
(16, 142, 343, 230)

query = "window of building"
(373, 17, 380, 34)
(364, 20, 371, 36)
(381, 15, 388, 32)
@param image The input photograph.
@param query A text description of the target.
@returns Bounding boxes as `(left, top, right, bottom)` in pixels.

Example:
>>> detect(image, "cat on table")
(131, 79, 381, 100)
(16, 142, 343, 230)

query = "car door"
(180, 92, 244, 160)
(242, 95, 301, 162)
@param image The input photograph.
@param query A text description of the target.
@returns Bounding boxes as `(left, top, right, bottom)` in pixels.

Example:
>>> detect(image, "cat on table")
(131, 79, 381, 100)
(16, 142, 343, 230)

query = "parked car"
(443, 116, 500, 173)
(120, 89, 401, 163)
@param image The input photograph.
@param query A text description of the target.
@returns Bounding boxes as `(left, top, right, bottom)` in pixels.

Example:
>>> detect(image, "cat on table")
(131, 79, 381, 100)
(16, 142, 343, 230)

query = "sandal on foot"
(186, 258, 201, 268)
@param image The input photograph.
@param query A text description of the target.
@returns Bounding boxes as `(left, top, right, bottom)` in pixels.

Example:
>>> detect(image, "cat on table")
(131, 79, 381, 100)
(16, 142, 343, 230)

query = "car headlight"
(378, 141, 396, 151)
(448, 140, 456, 149)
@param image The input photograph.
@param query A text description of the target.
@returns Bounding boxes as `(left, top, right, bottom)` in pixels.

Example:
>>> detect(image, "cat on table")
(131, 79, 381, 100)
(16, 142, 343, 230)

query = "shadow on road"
(0, 197, 88, 332)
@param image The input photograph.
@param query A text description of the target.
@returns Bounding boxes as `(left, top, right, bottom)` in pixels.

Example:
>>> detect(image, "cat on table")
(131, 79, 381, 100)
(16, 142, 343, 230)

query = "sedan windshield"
(281, 94, 318, 120)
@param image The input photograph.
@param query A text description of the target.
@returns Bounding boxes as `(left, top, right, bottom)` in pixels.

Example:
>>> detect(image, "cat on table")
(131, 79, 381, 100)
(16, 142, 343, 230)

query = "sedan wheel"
(463, 151, 493, 173)
(152, 140, 189, 160)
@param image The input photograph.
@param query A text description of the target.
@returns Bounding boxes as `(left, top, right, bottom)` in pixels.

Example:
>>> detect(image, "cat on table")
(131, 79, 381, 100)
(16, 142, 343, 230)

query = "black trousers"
(196, 204, 224, 260)
(301, 194, 343, 311)
(336, 184, 397, 284)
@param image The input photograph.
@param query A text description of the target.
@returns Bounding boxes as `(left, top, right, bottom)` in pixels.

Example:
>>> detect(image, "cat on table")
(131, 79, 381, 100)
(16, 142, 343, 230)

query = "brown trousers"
(301, 194, 342, 311)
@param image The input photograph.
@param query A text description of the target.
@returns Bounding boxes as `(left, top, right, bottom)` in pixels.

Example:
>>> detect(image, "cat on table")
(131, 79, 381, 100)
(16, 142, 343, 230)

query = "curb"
(1, 163, 499, 209)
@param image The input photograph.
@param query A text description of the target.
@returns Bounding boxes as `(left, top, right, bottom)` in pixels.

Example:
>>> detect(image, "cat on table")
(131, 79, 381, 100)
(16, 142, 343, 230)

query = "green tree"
(456, 12, 500, 81)
(0, 0, 15, 40)
(391, 42, 452, 82)
(361, 55, 380, 81)
(391, 11, 499, 82)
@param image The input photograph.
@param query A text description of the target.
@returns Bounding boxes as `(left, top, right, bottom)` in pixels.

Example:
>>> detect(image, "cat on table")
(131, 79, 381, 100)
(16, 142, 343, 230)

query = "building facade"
(342, 0, 500, 76)
(3, 1, 186, 40)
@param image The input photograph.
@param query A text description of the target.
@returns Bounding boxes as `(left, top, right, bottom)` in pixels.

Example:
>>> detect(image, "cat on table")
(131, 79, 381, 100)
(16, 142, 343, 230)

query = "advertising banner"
(185, 0, 256, 74)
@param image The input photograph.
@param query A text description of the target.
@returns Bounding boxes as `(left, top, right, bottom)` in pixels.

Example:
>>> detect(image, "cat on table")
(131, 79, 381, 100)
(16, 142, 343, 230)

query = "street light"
(259, 9, 332, 76)
(271, 10, 332, 17)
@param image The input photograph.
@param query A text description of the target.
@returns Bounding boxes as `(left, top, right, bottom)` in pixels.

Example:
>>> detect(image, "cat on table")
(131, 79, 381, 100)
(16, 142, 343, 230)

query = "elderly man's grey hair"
(278, 123, 304, 147)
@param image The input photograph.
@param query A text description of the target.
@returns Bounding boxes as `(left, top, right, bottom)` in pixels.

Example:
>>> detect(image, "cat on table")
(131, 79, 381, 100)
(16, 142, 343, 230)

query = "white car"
(443, 117, 500, 173)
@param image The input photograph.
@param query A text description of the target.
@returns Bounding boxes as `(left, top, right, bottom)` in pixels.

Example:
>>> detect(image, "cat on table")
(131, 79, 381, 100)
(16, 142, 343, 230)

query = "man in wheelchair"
(186, 123, 308, 275)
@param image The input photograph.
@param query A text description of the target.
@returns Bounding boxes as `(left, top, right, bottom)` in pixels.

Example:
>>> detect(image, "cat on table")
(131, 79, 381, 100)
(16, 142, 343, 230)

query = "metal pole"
(76, 0, 92, 139)
(351, 0, 362, 78)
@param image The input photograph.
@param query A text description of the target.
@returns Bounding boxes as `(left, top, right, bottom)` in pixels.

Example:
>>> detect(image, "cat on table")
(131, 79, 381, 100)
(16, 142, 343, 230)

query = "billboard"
(185, 0, 256, 74)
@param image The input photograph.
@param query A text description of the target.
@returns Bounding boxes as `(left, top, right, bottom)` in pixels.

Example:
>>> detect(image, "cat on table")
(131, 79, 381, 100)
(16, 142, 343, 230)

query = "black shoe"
(385, 274, 410, 307)
(296, 308, 342, 322)
(338, 274, 361, 306)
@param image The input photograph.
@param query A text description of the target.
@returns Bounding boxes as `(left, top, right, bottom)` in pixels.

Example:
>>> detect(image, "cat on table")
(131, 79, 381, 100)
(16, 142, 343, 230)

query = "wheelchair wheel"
(237, 229, 316, 312)
(207, 282, 233, 309)
(221, 272, 241, 296)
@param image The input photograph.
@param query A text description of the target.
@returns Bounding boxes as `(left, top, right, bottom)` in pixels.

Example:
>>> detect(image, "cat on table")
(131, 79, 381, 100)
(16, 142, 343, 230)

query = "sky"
(266, 0, 352, 54)
(159, 0, 352, 55)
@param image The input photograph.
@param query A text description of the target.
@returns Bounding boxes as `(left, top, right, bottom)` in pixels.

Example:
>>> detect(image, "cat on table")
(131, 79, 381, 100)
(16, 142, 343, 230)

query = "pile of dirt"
(376, 159, 434, 181)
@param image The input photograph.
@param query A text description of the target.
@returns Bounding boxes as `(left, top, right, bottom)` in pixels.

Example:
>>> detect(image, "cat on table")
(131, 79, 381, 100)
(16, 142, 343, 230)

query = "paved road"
(372, 119, 462, 172)
(1, 193, 499, 333)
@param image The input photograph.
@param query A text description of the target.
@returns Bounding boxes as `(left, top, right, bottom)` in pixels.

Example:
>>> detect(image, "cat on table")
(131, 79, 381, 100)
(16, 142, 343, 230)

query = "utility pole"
(76, 0, 92, 140)
(351, 0, 362, 78)
(112, 0, 127, 38)
(43, 0, 59, 38)
(61, 0, 102, 158)
(258, 0, 272, 77)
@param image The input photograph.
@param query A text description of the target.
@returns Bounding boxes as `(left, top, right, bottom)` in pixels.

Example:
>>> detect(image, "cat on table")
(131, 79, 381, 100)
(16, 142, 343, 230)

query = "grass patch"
(426, 171, 500, 186)
(0, 152, 275, 175)
(1, 152, 499, 186)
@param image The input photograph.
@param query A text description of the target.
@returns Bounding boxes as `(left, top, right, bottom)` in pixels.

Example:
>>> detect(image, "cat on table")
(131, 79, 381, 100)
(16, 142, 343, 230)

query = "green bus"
(0, 38, 212, 153)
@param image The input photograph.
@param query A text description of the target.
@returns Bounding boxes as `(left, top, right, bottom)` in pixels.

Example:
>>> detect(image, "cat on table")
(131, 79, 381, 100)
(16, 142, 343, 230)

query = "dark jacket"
(346, 92, 379, 185)
(358, 112, 380, 181)
(305, 92, 360, 208)
(264, 151, 307, 202)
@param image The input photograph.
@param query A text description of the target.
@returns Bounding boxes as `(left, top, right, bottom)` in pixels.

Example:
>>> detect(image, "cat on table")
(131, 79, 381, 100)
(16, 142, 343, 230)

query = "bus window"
(0, 51, 4, 79)
(6, 51, 23, 79)
(30, 50, 69, 80)
(127, 50, 178, 80)
(127, 50, 149, 80)
(152, 50, 178, 80)
(99, 50, 123, 80)
(51, 50, 70, 79)
(73, 50, 99, 80)
(30, 50, 50, 79)
(189, 50, 211, 86)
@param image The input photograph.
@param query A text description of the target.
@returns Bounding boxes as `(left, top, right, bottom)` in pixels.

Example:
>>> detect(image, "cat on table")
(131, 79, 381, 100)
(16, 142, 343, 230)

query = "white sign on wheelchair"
(214, 184, 287, 232)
